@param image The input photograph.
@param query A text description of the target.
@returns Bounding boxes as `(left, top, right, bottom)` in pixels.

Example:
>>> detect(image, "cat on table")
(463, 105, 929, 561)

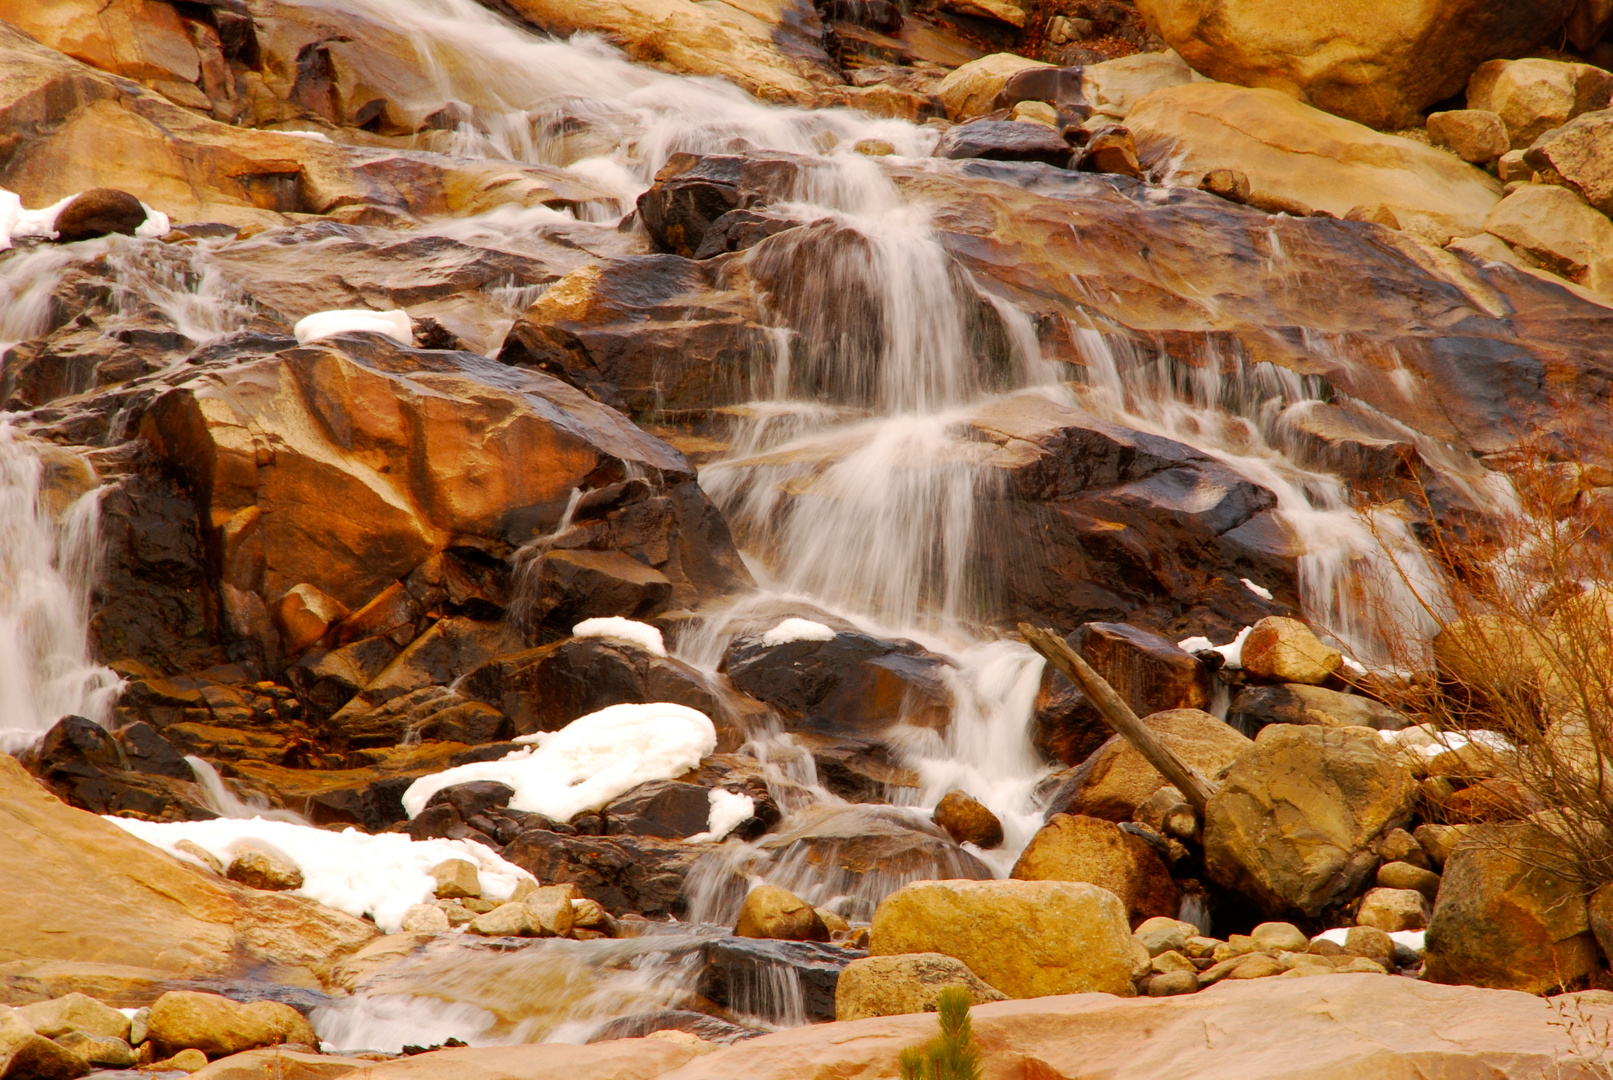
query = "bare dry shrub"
(1360, 424, 1613, 888)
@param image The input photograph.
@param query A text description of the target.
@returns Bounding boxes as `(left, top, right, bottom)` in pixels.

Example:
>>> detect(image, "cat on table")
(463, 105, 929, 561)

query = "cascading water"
(0, 425, 120, 752)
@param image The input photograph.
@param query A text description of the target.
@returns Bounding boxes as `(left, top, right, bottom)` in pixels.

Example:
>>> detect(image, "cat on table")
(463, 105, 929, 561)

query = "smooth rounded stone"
(1333, 956, 1391, 974)
(1081, 126, 1142, 178)
(573, 898, 611, 930)
(1147, 970, 1201, 996)
(935, 120, 1075, 168)
(1307, 937, 1345, 957)
(1183, 936, 1221, 959)
(225, 848, 304, 892)
(150, 1048, 208, 1073)
(932, 790, 1004, 849)
(466, 902, 541, 938)
(18, 994, 130, 1041)
(1200, 951, 1288, 985)
(1524, 108, 1613, 216)
(1149, 950, 1196, 975)
(1427, 110, 1509, 164)
(1128, 83, 1503, 234)
(1378, 827, 1430, 870)
(1011, 101, 1059, 127)
(1200, 167, 1251, 203)
(518, 883, 579, 937)
(53, 1031, 133, 1068)
(147, 992, 315, 1059)
(52, 188, 147, 243)
(1425, 822, 1600, 993)
(735, 885, 829, 942)
(1011, 813, 1179, 925)
(1045, 708, 1252, 822)
(0, 1023, 89, 1080)
(1413, 824, 1470, 870)
(1357, 888, 1431, 932)
(816, 908, 850, 936)
(1134, 786, 1199, 843)
(1133, 916, 1197, 957)
(1341, 926, 1394, 967)
(1250, 922, 1309, 954)
(429, 859, 482, 900)
(1376, 861, 1441, 901)
(936, 53, 1053, 121)
(1469, 58, 1613, 149)
(1204, 725, 1417, 918)
(1239, 617, 1341, 686)
(834, 953, 1008, 1021)
(1482, 183, 1613, 297)
(870, 879, 1138, 998)
(128, 1009, 149, 1047)
(1136, 0, 1576, 129)
(401, 903, 451, 933)
(1227, 683, 1410, 735)
(1276, 951, 1337, 977)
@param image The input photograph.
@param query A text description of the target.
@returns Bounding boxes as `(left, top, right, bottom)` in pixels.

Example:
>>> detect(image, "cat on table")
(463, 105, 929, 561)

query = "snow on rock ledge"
(294, 308, 414, 346)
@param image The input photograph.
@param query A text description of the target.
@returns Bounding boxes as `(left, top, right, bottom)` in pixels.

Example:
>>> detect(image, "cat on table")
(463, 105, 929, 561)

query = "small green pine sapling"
(898, 985, 983, 1080)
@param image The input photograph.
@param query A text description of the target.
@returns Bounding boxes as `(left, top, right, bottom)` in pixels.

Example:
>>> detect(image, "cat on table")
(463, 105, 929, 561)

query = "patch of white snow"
(572, 616, 666, 657)
(686, 787, 755, 843)
(294, 308, 414, 346)
(1177, 626, 1251, 669)
(761, 617, 836, 646)
(401, 701, 716, 823)
(1240, 577, 1274, 601)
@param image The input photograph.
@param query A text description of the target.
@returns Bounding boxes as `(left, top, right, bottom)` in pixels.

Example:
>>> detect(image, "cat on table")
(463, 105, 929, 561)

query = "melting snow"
(1178, 625, 1251, 669)
(106, 815, 533, 933)
(761, 617, 836, 646)
(1240, 578, 1274, 600)
(572, 616, 666, 657)
(293, 308, 414, 346)
(1, 188, 168, 249)
(402, 702, 716, 823)
(687, 787, 755, 843)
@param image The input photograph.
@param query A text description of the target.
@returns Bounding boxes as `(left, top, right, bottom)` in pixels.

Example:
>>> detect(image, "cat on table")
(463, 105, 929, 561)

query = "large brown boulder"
(1482, 184, 1613, 299)
(1204, 725, 1417, 917)
(1239, 616, 1341, 685)
(1424, 823, 1600, 993)
(146, 991, 314, 1059)
(1045, 708, 1252, 822)
(1525, 110, 1613, 217)
(1470, 58, 1613, 150)
(1127, 83, 1502, 233)
(1011, 814, 1179, 926)
(734, 885, 829, 942)
(0, 755, 378, 992)
(138, 335, 749, 662)
(869, 879, 1139, 998)
(1135, 0, 1577, 129)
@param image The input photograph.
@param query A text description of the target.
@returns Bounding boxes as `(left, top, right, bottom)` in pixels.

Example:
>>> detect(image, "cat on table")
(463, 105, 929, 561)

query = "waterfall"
(0, 425, 120, 752)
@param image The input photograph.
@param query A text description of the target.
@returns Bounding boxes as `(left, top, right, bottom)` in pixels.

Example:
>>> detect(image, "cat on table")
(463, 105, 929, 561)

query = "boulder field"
(5, 0, 1613, 1075)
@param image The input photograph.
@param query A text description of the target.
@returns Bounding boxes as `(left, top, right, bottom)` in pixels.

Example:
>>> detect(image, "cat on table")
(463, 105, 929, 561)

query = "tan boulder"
(1483, 184, 1613, 298)
(1468, 58, 1613, 149)
(735, 885, 829, 942)
(1135, 0, 1577, 129)
(1239, 617, 1341, 685)
(466, 903, 541, 938)
(931, 791, 1004, 849)
(495, 0, 839, 106)
(1082, 51, 1197, 120)
(1133, 916, 1198, 957)
(834, 954, 1007, 1021)
(0, 756, 377, 991)
(869, 879, 1138, 998)
(0, 0, 202, 100)
(1356, 887, 1430, 932)
(939, 0, 1030, 26)
(183, 1047, 372, 1080)
(1128, 83, 1503, 234)
(1010, 813, 1179, 926)
(1376, 861, 1441, 901)
(17, 994, 130, 1041)
(936, 53, 1053, 121)
(225, 847, 304, 893)
(272, 585, 349, 655)
(647, 973, 1613, 1079)
(147, 992, 315, 1059)
(1204, 725, 1417, 917)
(1425, 822, 1600, 993)
(1525, 109, 1613, 216)
(1426, 110, 1509, 165)
(0, 1007, 88, 1080)
(54, 1031, 133, 1068)
(520, 884, 579, 938)
(429, 859, 481, 901)
(1050, 707, 1251, 822)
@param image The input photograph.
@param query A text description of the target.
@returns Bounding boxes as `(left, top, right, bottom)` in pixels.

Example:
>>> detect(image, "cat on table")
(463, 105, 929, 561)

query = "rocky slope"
(4, 0, 1613, 1075)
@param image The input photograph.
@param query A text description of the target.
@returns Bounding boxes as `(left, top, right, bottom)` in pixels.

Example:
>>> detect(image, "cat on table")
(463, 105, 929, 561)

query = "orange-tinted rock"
(932, 790, 1004, 849)
(1045, 708, 1252, 822)
(1011, 813, 1179, 925)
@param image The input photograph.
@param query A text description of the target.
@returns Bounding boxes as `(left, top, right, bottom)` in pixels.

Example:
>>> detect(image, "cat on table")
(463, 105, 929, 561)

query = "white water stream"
(0, 0, 1482, 1051)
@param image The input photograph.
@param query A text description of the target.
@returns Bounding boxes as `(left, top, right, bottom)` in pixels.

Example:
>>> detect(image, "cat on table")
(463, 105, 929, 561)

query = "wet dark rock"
(932, 790, 1004, 849)
(426, 780, 517, 820)
(820, 0, 904, 31)
(1227, 683, 1413, 736)
(721, 630, 952, 734)
(936, 121, 1075, 168)
(587, 1009, 762, 1045)
(460, 636, 721, 738)
(514, 549, 674, 634)
(307, 775, 414, 832)
(636, 152, 803, 258)
(604, 779, 714, 839)
(286, 636, 402, 723)
(117, 721, 192, 778)
(690, 208, 803, 260)
(404, 802, 498, 848)
(53, 188, 147, 242)
(24, 715, 216, 821)
(991, 66, 1090, 115)
(502, 829, 697, 915)
(698, 937, 865, 1023)
(792, 731, 921, 803)
(1035, 622, 1214, 766)
(497, 254, 773, 417)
